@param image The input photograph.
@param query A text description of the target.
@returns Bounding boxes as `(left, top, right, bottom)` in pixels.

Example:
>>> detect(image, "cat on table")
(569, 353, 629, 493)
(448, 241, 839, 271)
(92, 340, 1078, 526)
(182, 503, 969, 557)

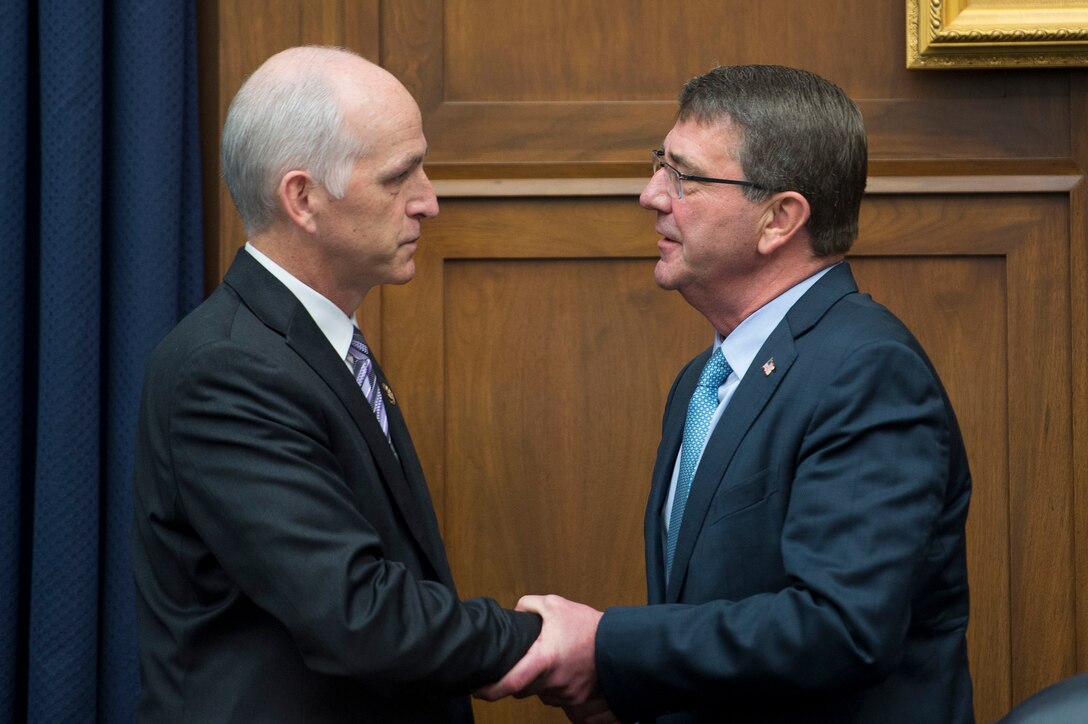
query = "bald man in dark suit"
(132, 46, 539, 723)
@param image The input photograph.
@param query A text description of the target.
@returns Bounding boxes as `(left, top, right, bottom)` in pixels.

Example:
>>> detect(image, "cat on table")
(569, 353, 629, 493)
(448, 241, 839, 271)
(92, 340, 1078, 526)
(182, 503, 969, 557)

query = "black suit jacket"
(133, 250, 540, 723)
(596, 263, 973, 723)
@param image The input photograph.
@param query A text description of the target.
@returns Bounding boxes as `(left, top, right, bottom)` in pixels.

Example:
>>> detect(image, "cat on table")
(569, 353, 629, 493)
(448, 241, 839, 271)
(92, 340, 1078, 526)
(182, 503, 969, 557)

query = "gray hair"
(221, 47, 370, 235)
(678, 65, 867, 256)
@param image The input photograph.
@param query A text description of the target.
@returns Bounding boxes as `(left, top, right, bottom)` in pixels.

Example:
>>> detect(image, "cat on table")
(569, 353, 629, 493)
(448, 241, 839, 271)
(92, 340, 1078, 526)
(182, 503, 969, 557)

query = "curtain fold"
(2, 2, 204, 721)
(1, 2, 32, 718)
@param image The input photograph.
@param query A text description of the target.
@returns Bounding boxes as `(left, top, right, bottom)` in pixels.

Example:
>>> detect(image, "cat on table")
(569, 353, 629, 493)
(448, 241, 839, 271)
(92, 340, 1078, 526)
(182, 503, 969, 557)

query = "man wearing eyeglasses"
(479, 65, 973, 724)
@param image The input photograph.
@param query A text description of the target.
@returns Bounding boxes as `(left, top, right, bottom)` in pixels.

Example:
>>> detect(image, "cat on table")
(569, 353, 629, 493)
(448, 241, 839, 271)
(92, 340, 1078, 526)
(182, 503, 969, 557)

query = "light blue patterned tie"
(348, 328, 390, 444)
(666, 348, 732, 582)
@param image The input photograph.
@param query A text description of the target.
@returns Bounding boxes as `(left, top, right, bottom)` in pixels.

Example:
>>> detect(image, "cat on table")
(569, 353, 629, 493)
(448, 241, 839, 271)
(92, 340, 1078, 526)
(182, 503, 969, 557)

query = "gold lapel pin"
(381, 382, 396, 405)
(761, 357, 776, 376)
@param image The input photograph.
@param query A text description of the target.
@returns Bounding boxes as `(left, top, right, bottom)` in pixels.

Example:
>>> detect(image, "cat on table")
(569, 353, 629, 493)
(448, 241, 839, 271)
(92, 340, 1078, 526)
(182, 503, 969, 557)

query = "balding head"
(221, 46, 415, 236)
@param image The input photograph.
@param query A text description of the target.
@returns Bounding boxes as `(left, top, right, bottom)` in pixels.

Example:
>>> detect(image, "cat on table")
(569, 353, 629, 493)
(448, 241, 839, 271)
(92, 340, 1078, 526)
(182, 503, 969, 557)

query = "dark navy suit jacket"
(596, 263, 973, 723)
(133, 250, 540, 723)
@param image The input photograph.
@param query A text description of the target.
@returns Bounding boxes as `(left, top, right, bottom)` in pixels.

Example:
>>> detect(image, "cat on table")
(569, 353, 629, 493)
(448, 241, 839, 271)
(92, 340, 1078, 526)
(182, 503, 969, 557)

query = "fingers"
(515, 594, 547, 615)
(579, 710, 619, 724)
(563, 696, 619, 724)
(478, 593, 606, 709)
(475, 594, 566, 701)
(474, 637, 549, 701)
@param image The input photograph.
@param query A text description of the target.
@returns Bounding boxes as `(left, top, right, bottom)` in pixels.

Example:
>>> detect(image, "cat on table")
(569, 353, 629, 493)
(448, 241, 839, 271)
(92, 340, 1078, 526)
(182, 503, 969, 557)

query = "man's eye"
(386, 168, 412, 185)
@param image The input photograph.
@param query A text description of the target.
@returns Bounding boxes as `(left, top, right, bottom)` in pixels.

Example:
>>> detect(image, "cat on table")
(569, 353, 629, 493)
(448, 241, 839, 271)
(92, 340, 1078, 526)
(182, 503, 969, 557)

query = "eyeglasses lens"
(651, 153, 682, 198)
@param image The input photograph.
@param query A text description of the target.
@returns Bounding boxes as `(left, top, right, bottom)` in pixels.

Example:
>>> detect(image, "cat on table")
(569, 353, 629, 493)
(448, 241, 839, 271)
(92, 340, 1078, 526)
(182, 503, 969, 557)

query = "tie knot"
(698, 349, 732, 388)
(348, 329, 370, 362)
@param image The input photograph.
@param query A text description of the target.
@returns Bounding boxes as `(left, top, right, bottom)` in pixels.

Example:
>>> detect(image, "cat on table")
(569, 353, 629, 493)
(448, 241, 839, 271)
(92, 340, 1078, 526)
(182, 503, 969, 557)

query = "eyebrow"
(385, 150, 427, 179)
(664, 149, 702, 176)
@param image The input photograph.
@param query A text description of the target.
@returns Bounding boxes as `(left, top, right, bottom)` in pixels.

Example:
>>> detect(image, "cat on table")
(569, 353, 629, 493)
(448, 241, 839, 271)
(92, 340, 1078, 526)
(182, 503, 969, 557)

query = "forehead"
(343, 85, 427, 161)
(663, 118, 741, 170)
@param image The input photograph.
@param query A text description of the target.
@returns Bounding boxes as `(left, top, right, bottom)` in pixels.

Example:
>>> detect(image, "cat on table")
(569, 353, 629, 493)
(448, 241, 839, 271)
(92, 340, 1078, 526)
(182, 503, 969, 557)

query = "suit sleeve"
(161, 339, 539, 695)
(595, 338, 954, 721)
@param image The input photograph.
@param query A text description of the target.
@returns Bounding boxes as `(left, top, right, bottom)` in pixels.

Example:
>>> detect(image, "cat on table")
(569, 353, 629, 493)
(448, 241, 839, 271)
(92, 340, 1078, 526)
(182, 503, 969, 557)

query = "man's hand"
(563, 696, 620, 724)
(475, 594, 607, 710)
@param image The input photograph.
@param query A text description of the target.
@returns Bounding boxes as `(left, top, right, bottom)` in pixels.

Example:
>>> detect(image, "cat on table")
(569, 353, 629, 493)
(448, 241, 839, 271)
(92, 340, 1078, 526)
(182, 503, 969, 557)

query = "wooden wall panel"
(199, 2, 1088, 723)
(1071, 76, 1088, 684)
(442, 258, 702, 607)
(380, 0, 1070, 172)
(442, 1, 1043, 103)
(1004, 202, 1077, 704)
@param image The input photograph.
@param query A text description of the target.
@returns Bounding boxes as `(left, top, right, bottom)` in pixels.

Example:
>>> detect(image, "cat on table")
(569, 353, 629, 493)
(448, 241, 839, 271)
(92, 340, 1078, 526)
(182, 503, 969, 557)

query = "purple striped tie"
(348, 329, 390, 443)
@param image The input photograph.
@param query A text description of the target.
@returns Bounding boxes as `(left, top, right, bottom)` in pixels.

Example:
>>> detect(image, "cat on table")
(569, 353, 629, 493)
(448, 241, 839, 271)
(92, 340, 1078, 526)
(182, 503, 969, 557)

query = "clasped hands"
(475, 594, 618, 724)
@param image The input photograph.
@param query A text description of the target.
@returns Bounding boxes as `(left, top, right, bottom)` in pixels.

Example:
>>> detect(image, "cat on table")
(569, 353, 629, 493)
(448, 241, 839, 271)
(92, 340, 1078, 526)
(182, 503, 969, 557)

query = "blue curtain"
(1, 1, 204, 721)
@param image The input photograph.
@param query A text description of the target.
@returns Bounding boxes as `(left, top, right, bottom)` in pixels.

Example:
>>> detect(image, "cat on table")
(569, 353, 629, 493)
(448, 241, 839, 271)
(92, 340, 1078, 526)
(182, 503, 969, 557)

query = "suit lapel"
(369, 357, 457, 588)
(665, 330, 797, 602)
(224, 251, 453, 585)
(663, 263, 860, 602)
(645, 355, 704, 604)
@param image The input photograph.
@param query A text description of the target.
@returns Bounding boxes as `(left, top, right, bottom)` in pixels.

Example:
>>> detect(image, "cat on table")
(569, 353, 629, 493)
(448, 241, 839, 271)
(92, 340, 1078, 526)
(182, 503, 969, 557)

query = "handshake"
(475, 594, 618, 724)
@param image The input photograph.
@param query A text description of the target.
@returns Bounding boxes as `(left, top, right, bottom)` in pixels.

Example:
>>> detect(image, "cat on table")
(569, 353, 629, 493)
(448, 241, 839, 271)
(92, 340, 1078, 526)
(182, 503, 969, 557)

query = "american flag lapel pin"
(761, 357, 776, 376)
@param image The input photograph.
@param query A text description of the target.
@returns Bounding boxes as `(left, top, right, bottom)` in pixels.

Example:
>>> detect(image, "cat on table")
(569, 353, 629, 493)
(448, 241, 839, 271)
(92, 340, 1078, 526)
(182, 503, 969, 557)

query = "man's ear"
(757, 191, 810, 256)
(277, 170, 321, 234)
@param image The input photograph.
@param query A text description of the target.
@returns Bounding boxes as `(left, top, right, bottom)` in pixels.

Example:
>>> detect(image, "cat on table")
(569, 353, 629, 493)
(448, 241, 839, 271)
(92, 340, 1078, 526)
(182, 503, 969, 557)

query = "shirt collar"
(244, 242, 356, 363)
(716, 263, 839, 379)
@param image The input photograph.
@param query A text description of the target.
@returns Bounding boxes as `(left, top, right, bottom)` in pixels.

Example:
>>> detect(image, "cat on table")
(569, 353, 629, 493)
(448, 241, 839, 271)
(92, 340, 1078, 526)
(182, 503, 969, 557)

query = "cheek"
(673, 205, 704, 238)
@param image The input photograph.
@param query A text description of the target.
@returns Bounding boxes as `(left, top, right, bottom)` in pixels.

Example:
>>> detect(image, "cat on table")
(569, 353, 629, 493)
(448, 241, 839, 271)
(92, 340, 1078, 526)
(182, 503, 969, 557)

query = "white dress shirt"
(244, 242, 356, 371)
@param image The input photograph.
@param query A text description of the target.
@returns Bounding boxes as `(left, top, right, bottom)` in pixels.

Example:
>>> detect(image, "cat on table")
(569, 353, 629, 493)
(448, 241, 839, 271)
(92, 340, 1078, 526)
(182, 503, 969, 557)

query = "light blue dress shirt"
(662, 264, 838, 540)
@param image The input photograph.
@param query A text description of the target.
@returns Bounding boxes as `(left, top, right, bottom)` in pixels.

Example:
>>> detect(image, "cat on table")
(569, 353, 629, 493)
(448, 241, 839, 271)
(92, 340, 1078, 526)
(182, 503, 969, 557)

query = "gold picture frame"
(907, 0, 1088, 68)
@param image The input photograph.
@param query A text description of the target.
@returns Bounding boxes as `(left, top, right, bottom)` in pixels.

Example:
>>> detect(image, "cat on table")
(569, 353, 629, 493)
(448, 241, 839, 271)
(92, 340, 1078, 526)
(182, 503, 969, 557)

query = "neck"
(249, 232, 366, 315)
(699, 255, 841, 338)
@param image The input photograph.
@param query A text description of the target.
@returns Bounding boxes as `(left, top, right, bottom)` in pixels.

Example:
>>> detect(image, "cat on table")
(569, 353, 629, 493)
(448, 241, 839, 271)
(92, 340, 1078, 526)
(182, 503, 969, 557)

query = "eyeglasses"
(651, 149, 767, 199)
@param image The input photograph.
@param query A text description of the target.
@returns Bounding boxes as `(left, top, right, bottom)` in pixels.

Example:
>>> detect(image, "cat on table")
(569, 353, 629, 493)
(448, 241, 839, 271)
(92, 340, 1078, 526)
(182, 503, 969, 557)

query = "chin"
(654, 261, 680, 291)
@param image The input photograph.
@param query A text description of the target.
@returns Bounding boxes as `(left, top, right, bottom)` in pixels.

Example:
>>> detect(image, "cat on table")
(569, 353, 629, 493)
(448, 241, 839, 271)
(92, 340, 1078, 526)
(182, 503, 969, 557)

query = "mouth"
(656, 224, 678, 240)
(656, 229, 680, 251)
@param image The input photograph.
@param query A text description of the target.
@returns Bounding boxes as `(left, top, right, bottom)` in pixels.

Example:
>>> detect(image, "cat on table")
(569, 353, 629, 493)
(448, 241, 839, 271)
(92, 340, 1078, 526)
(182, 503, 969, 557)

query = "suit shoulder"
(818, 291, 922, 349)
(145, 284, 267, 374)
